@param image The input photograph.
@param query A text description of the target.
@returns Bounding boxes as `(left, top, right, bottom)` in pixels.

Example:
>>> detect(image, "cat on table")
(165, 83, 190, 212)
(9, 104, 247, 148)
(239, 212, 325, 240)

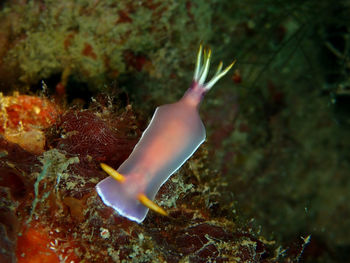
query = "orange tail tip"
(100, 163, 126, 183)
(138, 193, 168, 217)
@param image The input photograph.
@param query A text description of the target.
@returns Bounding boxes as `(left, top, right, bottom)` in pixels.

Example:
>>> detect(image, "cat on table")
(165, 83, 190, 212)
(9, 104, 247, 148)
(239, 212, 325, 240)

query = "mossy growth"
(0, 0, 212, 100)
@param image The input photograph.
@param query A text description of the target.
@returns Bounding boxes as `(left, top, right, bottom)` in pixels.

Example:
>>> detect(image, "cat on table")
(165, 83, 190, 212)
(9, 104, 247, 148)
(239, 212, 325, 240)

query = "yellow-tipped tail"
(100, 163, 167, 217)
(100, 163, 126, 183)
(138, 193, 168, 217)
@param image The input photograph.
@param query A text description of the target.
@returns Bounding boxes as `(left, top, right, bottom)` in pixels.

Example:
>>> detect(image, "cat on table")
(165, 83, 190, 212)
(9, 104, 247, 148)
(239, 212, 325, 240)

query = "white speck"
(100, 227, 110, 239)
(59, 255, 68, 261)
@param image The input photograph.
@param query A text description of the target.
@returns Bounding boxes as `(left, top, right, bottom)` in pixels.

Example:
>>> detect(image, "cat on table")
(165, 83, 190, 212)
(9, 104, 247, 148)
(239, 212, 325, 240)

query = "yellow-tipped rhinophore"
(100, 163, 126, 183)
(138, 193, 168, 217)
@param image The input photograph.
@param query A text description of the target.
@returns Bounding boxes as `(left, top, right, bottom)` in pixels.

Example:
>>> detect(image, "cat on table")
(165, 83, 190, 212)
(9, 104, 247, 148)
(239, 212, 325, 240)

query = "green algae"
(27, 149, 79, 224)
(1, 0, 212, 94)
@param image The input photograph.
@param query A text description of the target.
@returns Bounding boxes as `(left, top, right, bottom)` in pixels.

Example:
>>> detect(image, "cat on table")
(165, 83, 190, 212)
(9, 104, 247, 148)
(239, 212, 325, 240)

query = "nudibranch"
(96, 45, 235, 223)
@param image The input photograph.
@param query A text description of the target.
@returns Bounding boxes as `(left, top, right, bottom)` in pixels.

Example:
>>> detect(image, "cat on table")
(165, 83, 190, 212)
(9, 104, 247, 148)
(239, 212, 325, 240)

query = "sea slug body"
(96, 45, 235, 223)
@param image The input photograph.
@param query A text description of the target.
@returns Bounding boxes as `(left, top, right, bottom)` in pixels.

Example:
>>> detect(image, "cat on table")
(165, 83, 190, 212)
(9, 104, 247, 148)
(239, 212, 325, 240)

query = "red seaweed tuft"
(48, 110, 138, 168)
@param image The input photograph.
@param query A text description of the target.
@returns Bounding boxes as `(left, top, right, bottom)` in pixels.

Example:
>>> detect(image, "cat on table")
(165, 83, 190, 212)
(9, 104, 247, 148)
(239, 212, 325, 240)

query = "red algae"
(116, 10, 133, 24)
(0, 137, 39, 196)
(0, 189, 19, 263)
(48, 109, 139, 168)
(123, 51, 150, 72)
(82, 43, 97, 60)
(63, 196, 86, 222)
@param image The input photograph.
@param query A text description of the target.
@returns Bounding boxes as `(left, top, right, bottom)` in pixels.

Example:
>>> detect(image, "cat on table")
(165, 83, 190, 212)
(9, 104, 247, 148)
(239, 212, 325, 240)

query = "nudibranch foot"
(96, 176, 150, 223)
(98, 163, 168, 222)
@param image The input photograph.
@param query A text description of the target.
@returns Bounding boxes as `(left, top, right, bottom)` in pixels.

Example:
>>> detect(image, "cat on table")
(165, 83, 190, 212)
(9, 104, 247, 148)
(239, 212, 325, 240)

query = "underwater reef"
(1, 0, 350, 262)
(0, 94, 286, 262)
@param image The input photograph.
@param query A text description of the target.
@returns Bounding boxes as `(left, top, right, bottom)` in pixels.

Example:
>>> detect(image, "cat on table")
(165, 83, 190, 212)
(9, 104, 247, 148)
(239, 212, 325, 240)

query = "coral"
(0, 92, 60, 154)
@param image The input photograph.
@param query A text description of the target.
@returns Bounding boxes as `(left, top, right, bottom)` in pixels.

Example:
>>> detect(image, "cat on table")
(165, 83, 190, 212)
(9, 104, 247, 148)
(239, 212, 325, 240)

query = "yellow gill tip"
(100, 163, 126, 183)
(199, 43, 203, 51)
(138, 193, 168, 217)
(227, 59, 237, 70)
(221, 59, 237, 75)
